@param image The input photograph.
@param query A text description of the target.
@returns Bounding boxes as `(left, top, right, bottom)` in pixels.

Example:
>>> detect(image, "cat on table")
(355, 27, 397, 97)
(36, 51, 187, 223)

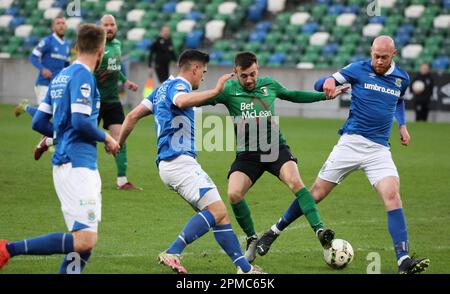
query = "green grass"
(1, 104, 449, 274)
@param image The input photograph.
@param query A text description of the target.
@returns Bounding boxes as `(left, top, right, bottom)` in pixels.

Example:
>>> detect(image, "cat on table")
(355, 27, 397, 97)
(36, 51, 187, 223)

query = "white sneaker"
(237, 264, 266, 274)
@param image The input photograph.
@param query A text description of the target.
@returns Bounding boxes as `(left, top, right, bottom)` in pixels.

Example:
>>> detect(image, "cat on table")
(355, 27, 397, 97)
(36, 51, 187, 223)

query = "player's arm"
(29, 38, 52, 79)
(174, 73, 234, 109)
(314, 63, 359, 97)
(119, 98, 153, 146)
(396, 76, 410, 146)
(275, 80, 347, 102)
(31, 96, 54, 137)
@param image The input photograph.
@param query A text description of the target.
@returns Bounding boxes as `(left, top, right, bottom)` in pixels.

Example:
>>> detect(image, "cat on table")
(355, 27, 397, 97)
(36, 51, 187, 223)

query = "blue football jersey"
(332, 60, 410, 147)
(31, 33, 70, 86)
(146, 76, 196, 165)
(39, 61, 101, 170)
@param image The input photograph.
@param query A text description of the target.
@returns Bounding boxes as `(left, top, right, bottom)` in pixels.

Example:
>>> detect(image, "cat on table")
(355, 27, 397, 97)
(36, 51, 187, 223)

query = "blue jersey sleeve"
(141, 88, 157, 112)
(169, 80, 191, 106)
(70, 70, 95, 115)
(332, 62, 361, 85)
(400, 73, 410, 97)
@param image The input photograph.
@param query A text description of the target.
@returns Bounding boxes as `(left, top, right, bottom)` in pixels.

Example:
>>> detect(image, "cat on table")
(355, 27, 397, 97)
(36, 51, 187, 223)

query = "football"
(323, 239, 354, 269)
(412, 80, 425, 95)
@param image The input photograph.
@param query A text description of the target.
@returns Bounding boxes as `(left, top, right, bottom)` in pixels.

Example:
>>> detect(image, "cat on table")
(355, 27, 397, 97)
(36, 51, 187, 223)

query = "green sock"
(295, 187, 324, 232)
(115, 143, 128, 177)
(231, 199, 256, 237)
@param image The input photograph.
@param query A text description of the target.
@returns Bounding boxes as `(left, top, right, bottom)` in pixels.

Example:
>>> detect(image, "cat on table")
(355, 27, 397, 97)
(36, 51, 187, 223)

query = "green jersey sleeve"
(201, 81, 229, 106)
(272, 79, 326, 103)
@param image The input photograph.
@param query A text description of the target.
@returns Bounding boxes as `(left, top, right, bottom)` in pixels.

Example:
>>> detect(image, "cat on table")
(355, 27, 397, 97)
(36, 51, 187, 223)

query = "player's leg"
(105, 102, 139, 190)
(228, 170, 262, 262)
(364, 145, 429, 274)
(58, 231, 97, 274)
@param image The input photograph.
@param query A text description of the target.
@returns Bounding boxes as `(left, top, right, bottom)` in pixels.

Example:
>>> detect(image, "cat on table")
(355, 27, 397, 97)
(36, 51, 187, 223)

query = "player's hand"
(399, 125, 410, 146)
(323, 77, 336, 98)
(42, 68, 53, 79)
(214, 73, 235, 94)
(124, 80, 139, 92)
(327, 84, 350, 100)
(104, 134, 120, 156)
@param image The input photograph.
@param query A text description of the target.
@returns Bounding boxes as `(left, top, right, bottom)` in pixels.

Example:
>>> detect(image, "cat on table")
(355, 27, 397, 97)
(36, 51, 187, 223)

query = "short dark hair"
(178, 49, 210, 70)
(235, 51, 258, 70)
(76, 24, 105, 54)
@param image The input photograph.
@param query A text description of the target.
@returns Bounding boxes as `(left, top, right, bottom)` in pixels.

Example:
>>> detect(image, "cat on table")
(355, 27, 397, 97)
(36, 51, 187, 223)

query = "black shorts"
(98, 102, 125, 129)
(227, 145, 298, 185)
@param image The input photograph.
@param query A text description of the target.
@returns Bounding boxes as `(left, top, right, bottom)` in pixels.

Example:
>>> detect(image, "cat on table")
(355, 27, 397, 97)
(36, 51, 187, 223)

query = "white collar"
(52, 33, 65, 45)
(176, 76, 193, 91)
(384, 61, 396, 76)
(73, 60, 92, 72)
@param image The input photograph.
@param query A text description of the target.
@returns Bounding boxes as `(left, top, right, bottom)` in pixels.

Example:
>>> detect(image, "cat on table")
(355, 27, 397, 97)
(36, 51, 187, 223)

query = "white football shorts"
(34, 85, 49, 105)
(318, 134, 399, 186)
(159, 155, 221, 211)
(53, 163, 102, 233)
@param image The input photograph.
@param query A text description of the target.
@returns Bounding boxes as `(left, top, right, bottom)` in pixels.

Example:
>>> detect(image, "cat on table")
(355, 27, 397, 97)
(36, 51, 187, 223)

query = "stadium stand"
(0, 0, 449, 71)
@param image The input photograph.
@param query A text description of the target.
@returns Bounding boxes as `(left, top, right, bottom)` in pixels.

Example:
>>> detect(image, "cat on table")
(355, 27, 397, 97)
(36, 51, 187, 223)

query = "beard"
(106, 31, 116, 41)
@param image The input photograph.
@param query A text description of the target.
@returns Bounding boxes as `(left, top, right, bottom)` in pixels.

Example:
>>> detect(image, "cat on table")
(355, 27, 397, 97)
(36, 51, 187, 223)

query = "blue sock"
(276, 199, 303, 231)
(6, 232, 74, 257)
(387, 208, 409, 260)
(58, 252, 91, 274)
(167, 210, 216, 254)
(213, 224, 251, 273)
(26, 105, 37, 117)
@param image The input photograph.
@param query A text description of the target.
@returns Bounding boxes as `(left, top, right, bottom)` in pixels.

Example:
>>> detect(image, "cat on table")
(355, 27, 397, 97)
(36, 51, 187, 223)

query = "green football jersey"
(207, 76, 327, 154)
(94, 38, 127, 103)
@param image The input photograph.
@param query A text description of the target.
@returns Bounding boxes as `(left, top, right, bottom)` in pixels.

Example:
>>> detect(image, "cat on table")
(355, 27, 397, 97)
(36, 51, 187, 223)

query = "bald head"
(100, 14, 117, 41)
(371, 35, 397, 75)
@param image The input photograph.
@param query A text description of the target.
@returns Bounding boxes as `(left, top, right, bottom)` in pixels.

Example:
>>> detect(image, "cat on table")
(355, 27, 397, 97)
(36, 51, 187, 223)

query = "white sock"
(45, 137, 53, 146)
(397, 255, 410, 266)
(271, 224, 281, 235)
(117, 176, 128, 186)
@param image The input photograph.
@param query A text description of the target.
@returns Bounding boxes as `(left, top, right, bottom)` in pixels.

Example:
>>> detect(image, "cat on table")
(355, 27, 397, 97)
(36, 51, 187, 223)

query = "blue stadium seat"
(210, 50, 224, 62)
(344, 4, 360, 14)
(249, 30, 267, 43)
(322, 43, 339, 56)
(395, 34, 411, 48)
(255, 21, 272, 32)
(52, 0, 67, 9)
(444, 0, 450, 10)
(5, 6, 19, 16)
(397, 24, 415, 35)
(9, 16, 25, 29)
(302, 22, 319, 34)
(328, 4, 345, 15)
(248, 5, 264, 22)
(349, 54, 368, 63)
(254, 0, 268, 10)
(268, 52, 285, 65)
(162, 2, 176, 14)
(369, 16, 387, 24)
(432, 57, 450, 70)
(316, 0, 332, 4)
(185, 11, 203, 21)
(185, 30, 203, 49)
(135, 39, 152, 50)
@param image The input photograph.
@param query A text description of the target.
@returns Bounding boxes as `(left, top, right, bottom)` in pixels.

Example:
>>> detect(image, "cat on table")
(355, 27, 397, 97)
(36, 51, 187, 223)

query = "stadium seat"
(0, 0, 14, 9)
(401, 44, 423, 59)
(255, 21, 272, 32)
(127, 27, 145, 41)
(205, 20, 225, 42)
(105, 0, 124, 12)
(218, 2, 237, 15)
(309, 32, 330, 46)
(379, 0, 397, 9)
(43, 7, 62, 19)
(432, 56, 450, 70)
(362, 23, 383, 37)
(14, 24, 32, 38)
(66, 17, 82, 31)
(176, 1, 194, 14)
(302, 22, 319, 34)
(0, 15, 12, 27)
(126, 9, 145, 23)
(267, 0, 286, 14)
(38, 0, 54, 10)
(336, 13, 356, 26)
(248, 4, 264, 23)
(405, 5, 426, 18)
(290, 12, 310, 25)
(176, 19, 196, 33)
(185, 29, 203, 49)
(434, 15, 450, 29)
(185, 11, 203, 21)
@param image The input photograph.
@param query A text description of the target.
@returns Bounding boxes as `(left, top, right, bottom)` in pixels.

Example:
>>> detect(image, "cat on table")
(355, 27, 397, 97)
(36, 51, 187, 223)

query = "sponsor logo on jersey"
(87, 210, 96, 222)
(80, 83, 91, 98)
(261, 87, 268, 96)
(364, 83, 401, 97)
(176, 83, 187, 92)
(395, 78, 402, 87)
